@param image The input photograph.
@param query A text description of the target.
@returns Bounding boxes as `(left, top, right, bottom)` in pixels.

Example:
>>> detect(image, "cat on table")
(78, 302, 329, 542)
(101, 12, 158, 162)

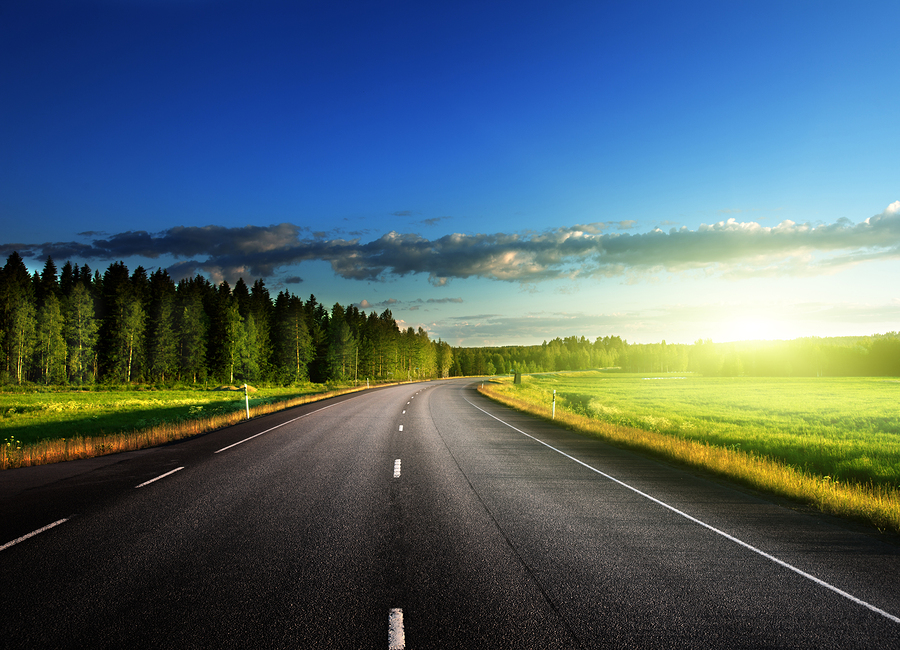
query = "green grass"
(510, 372, 900, 487)
(481, 372, 900, 533)
(0, 386, 322, 445)
(0, 383, 368, 468)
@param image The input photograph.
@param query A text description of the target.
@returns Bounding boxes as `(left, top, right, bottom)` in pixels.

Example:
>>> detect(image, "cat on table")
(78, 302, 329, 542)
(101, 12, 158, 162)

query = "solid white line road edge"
(464, 397, 900, 625)
(388, 608, 405, 649)
(0, 518, 69, 552)
(135, 466, 185, 488)
(214, 402, 341, 453)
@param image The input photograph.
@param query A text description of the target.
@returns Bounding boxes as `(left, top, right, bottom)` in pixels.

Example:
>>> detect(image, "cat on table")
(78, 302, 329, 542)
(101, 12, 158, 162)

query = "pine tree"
(274, 292, 312, 383)
(326, 304, 358, 381)
(177, 289, 207, 384)
(147, 269, 178, 383)
(97, 261, 132, 381)
(372, 309, 399, 380)
(249, 279, 273, 380)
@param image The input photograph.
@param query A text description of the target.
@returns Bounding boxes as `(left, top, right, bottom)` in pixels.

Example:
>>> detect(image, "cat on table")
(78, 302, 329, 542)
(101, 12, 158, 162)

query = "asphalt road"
(1, 379, 899, 648)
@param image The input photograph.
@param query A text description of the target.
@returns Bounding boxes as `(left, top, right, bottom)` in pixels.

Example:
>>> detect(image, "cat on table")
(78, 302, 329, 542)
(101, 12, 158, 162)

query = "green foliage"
(450, 333, 900, 377)
(64, 282, 98, 383)
(0, 386, 323, 446)
(11, 250, 893, 388)
(505, 372, 900, 488)
(0, 252, 451, 388)
(2, 435, 24, 467)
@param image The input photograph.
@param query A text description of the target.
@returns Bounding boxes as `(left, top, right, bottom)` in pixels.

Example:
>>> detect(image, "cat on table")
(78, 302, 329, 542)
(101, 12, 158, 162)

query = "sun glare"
(719, 317, 787, 342)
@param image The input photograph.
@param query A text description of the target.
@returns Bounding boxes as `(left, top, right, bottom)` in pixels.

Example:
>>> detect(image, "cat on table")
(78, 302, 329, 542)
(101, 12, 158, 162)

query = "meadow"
(0, 384, 360, 469)
(481, 372, 900, 533)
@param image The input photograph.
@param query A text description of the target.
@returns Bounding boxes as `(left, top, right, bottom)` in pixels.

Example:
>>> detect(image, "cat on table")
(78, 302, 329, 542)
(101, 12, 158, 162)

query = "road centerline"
(388, 608, 405, 649)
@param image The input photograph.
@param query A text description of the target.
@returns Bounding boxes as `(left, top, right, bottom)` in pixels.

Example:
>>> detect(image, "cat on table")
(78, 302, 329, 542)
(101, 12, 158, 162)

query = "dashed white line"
(0, 518, 69, 552)
(393, 459, 402, 478)
(464, 396, 900, 625)
(135, 466, 184, 488)
(388, 608, 405, 649)
(399, 425, 403, 432)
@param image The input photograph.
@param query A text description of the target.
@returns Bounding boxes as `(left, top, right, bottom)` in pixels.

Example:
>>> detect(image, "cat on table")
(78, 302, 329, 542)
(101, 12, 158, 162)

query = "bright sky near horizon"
(2, 0, 898, 346)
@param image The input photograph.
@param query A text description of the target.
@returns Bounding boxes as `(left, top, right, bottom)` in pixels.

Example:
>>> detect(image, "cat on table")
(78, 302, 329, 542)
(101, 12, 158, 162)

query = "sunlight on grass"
(0, 384, 377, 469)
(480, 372, 900, 535)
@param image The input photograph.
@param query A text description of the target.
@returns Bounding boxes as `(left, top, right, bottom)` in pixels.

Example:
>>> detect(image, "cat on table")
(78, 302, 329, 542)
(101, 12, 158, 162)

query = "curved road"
(1, 379, 899, 648)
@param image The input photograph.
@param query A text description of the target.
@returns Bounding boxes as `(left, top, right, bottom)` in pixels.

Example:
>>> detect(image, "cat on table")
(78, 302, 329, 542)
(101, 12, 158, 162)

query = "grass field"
(481, 371, 900, 533)
(0, 384, 354, 469)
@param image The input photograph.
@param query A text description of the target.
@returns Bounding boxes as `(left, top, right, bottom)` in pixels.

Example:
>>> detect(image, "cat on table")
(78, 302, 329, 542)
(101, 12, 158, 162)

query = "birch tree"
(64, 282, 98, 383)
(36, 293, 66, 383)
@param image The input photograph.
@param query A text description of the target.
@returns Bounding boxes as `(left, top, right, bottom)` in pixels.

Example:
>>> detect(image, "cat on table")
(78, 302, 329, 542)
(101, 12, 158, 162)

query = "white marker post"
(243, 384, 250, 420)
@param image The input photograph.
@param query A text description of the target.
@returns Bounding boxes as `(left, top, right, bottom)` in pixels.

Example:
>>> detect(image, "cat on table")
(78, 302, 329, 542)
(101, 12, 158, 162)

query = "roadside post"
(243, 384, 250, 420)
(552, 389, 556, 419)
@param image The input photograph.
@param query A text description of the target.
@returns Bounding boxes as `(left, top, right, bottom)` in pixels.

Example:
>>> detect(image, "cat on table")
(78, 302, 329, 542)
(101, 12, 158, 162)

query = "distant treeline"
(0, 253, 451, 386)
(2, 252, 898, 386)
(455, 333, 900, 377)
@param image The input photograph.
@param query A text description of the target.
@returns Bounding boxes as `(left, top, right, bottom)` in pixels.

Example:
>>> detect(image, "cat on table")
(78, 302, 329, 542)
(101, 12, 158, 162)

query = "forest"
(2, 251, 898, 387)
(454, 332, 900, 377)
(0, 252, 451, 386)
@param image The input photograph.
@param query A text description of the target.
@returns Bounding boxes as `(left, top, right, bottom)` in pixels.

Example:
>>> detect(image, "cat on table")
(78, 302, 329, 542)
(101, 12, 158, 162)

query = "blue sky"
(2, 0, 899, 346)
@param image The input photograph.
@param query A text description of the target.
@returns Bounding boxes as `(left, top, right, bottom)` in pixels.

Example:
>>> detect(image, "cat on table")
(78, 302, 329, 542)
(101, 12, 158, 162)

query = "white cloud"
(6, 202, 898, 285)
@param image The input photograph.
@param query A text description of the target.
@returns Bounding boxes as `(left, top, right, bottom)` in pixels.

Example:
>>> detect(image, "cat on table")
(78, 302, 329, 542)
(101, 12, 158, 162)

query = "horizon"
(5, 249, 897, 350)
(3, 1, 898, 347)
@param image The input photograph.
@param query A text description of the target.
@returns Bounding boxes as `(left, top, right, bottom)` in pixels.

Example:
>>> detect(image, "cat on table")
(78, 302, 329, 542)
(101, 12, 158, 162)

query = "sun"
(719, 317, 787, 342)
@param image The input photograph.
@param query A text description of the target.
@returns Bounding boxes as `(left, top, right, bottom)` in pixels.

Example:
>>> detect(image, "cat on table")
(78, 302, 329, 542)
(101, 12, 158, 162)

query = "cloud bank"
(4, 203, 898, 284)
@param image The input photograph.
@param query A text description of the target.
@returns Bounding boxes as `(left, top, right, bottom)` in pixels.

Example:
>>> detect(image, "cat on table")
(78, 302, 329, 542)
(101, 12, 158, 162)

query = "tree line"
(0, 252, 452, 386)
(3, 252, 897, 386)
(452, 333, 900, 377)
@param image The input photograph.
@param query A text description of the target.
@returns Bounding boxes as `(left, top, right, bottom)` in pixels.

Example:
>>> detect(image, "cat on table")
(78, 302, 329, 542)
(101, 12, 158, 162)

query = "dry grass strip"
(479, 383, 900, 535)
(1, 386, 372, 470)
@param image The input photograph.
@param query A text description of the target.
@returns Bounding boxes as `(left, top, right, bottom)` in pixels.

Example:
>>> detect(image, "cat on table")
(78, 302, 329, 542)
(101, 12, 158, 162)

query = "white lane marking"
(402, 410, 406, 414)
(388, 608, 405, 649)
(464, 397, 900, 625)
(215, 402, 340, 453)
(135, 466, 184, 488)
(393, 459, 402, 478)
(0, 518, 69, 553)
(399, 425, 404, 432)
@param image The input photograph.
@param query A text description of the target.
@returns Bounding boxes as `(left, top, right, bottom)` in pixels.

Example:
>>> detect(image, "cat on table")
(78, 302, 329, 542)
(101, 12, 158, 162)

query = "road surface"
(1, 379, 899, 648)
